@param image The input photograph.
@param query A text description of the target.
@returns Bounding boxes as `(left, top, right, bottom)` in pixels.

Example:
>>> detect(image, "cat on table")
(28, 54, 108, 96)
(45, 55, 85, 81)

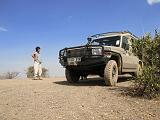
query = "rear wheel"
(134, 64, 142, 78)
(104, 60, 118, 86)
(65, 69, 80, 83)
(80, 75, 88, 80)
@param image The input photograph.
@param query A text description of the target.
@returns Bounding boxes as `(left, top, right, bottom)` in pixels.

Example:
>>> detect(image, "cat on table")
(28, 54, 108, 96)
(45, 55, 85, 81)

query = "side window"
(122, 36, 129, 50)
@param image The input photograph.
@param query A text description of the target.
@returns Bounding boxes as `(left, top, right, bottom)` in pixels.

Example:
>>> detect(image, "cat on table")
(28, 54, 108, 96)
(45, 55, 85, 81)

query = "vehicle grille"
(67, 48, 91, 57)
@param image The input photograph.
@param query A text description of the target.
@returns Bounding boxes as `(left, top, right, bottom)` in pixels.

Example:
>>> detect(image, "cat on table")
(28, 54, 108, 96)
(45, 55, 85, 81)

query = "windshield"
(90, 36, 121, 47)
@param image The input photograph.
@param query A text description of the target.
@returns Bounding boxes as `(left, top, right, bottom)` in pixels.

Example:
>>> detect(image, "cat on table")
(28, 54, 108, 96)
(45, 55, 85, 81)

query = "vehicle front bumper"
(60, 56, 109, 70)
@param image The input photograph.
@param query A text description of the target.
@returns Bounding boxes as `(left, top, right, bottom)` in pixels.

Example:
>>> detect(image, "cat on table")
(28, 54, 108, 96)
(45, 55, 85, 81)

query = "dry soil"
(0, 77, 159, 120)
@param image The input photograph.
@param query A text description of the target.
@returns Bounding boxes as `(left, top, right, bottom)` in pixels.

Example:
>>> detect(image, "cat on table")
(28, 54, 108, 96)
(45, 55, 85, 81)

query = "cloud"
(67, 16, 73, 22)
(147, 0, 160, 5)
(0, 27, 8, 32)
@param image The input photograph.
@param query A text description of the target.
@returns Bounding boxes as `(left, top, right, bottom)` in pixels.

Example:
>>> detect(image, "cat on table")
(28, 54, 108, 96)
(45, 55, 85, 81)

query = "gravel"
(0, 77, 159, 120)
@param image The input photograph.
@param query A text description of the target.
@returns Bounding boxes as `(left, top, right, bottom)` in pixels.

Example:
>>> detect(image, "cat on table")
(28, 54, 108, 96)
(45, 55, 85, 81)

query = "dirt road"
(0, 77, 159, 120)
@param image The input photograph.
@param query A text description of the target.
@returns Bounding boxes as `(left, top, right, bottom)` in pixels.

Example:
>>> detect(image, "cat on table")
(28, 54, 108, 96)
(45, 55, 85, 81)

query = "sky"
(0, 0, 160, 77)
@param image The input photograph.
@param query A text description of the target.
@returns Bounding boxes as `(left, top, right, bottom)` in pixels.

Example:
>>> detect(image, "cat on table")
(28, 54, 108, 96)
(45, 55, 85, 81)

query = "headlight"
(92, 48, 102, 55)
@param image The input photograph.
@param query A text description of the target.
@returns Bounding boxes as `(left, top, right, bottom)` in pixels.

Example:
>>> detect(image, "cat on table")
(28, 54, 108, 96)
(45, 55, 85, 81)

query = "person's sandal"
(33, 77, 38, 80)
(39, 77, 43, 80)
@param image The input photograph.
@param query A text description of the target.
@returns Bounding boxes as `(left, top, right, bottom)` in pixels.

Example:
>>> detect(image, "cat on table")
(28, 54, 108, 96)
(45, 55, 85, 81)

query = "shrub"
(6, 72, 20, 79)
(132, 30, 160, 98)
(133, 66, 160, 98)
(26, 66, 49, 78)
(0, 72, 19, 79)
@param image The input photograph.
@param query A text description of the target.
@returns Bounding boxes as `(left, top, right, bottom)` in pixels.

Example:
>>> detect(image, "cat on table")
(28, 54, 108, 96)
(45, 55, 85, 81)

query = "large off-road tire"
(133, 64, 142, 78)
(104, 60, 118, 86)
(65, 69, 80, 83)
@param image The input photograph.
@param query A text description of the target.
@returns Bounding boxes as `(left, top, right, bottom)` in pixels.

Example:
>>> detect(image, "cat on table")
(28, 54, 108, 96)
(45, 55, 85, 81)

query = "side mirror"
(87, 37, 92, 43)
(116, 40, 120, 46)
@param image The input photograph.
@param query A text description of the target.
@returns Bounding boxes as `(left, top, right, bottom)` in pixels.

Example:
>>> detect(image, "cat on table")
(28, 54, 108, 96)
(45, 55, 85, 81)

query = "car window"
(91, 36, 120, 47)
(122, 36, 129, 49)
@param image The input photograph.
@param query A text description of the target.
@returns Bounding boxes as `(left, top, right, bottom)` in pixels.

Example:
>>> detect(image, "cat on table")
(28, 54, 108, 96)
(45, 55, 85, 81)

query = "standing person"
(32, 47, 42, 80)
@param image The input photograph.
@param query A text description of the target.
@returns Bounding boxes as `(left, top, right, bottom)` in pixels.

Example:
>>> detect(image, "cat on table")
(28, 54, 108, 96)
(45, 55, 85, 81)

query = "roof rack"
(89, 31, 138, 39)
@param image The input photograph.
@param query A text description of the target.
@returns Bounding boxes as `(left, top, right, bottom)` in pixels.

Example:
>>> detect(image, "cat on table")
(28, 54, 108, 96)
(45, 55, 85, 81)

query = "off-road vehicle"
(59, 31, 142, 86)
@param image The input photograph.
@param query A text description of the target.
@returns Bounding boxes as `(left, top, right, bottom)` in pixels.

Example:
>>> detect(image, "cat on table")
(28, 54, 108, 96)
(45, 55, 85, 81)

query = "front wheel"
(65, 69, 80, 83)
(104, 60, 118, 86)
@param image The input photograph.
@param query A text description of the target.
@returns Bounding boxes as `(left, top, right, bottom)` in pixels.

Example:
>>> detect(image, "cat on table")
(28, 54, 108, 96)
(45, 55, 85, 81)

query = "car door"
(121, 36, 136, 72)
(128, 37, 139, 69)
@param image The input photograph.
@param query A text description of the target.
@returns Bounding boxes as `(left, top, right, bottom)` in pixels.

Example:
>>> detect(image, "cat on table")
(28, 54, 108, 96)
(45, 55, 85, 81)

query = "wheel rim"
(112, 65, 117, 78)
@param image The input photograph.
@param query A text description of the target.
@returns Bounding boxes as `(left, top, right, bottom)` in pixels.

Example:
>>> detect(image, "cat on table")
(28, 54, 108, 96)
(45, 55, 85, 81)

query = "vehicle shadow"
(54, 76, 132, 87)
(54, 78, 106, 86)
(118, 75, 132, 82)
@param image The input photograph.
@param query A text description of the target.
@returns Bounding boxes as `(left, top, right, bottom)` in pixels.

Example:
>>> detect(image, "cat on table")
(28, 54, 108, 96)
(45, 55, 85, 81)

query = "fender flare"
(109, 52, 123, 74)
